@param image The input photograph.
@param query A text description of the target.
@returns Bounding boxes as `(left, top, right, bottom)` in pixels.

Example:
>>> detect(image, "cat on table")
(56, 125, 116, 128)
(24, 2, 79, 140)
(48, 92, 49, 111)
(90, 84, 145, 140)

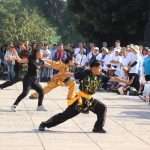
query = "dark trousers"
(42, 99, 106, 131)
(129, 73, 140, 91)
(0, 78, 20, 89)
(13, 76, 44, 106)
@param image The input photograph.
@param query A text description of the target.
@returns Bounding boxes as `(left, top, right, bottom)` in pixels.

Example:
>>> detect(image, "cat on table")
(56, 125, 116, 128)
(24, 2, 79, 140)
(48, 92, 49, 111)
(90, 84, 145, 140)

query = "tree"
(0, 0, 60, 45)
(28, 0, 83, 43)
(68, 0, 149, 44)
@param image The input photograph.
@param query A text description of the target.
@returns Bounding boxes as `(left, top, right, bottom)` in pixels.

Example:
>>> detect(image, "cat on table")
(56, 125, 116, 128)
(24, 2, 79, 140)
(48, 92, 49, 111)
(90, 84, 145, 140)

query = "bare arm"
(42, 59, 65, 71)
(110, 76, 134, 85)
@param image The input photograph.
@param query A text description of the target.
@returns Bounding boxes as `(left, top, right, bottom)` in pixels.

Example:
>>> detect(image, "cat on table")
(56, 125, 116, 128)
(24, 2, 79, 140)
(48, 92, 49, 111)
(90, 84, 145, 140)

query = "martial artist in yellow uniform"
(29, 57, 76, 102)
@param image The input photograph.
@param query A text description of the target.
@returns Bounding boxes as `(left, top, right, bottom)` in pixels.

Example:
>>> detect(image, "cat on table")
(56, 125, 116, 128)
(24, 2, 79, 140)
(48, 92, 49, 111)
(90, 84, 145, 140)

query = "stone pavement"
(0, 80, 150, 150)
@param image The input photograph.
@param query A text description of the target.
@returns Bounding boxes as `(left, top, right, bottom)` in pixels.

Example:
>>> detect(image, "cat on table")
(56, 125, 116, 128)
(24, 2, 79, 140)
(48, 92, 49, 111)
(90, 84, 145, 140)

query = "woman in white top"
(4, 45, 18, 80)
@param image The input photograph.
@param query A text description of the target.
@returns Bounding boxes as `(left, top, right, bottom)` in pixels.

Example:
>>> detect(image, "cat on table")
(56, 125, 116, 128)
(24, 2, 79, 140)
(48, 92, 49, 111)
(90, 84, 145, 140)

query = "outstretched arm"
(110, 76, 134, 85)
(42, 59, 65, 71)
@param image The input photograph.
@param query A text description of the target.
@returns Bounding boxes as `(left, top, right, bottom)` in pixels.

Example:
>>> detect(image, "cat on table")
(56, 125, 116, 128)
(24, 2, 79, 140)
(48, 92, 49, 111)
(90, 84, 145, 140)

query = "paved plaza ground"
(0, 80, 150, 150)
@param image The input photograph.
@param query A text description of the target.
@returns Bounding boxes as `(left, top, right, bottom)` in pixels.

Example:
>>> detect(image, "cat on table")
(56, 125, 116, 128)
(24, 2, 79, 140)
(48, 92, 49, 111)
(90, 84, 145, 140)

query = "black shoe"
(93, 128, 106, 133)
(39, 122, 46, 131)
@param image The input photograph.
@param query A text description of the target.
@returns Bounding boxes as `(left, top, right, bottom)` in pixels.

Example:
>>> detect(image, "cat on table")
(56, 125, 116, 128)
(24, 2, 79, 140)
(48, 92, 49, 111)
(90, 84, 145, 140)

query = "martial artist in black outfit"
(39, 60, 129, 133)
(0, 49, 29, 89)
(11, 49, 46, 112)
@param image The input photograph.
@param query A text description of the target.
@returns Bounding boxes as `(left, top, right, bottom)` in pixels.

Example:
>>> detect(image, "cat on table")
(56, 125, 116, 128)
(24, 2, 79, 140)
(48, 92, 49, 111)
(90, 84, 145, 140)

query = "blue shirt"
(143, 56, 150, 75)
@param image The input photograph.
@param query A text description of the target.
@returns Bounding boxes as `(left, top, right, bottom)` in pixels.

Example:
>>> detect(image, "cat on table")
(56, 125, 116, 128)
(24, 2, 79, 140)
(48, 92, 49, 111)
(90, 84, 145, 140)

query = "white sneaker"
(11, 105, 16, 112)
(36, 105, 47, 111)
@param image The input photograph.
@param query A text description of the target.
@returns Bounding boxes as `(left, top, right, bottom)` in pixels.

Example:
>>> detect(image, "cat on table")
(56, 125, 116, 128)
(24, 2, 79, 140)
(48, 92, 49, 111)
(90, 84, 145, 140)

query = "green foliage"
(68, 0, 149, 43)
(29, 0, 84, 43)
(0, 0, 60, 45)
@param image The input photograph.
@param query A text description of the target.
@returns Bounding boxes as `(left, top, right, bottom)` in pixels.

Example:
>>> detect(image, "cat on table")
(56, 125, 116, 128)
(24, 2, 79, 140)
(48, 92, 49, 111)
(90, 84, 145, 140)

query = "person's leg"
(65, 79, 76, 101)
(30, 80, 58, 98)
(129, 73, 140, 91)
(7, 63, 11, 80)
(13, 77, 30, 106)
(31, 82, 44, 107)
(90, 99, 107, 133)
(10, 64, 15, 80)
(0, 77, 19, 89)
(39, 102, 80, 131)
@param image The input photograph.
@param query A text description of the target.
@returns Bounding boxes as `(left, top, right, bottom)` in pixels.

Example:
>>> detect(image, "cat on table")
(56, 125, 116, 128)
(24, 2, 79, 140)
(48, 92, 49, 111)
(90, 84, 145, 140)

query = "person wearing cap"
(39, 60, 130, 133)
(29, 56, 76, 105)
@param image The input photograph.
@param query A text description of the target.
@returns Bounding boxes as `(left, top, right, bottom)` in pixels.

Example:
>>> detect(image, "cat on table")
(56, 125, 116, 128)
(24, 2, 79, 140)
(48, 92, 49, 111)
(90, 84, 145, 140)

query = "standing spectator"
(74, 42, 86, 56)
(87, 47, 99, 65)
(4, 45, 18, 81)
(54, 43, 67, 62)
(86, 42, 95, 54)
(143, 48, 150, 102)
(127, 45, 141, 92)
(110, 49, 122, 76)
(75, 47, 88, 72)
(51, 44, 57, 60)
(114, 40, 122, 52)
(96, 47, 108, 67)
(0, 44, 30, 89)
(102, 41, 108, 48)
(41, 44, 52, 81)
(120, 47, 129, 79)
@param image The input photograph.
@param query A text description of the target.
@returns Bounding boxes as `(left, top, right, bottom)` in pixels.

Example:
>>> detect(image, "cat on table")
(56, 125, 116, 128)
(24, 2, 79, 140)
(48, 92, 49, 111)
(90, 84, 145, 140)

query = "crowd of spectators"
(0, 40, 150, 102)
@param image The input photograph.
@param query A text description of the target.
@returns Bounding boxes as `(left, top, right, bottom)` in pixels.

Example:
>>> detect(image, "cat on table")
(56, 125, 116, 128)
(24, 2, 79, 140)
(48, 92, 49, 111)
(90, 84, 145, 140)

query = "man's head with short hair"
(90, 60, 101, 76)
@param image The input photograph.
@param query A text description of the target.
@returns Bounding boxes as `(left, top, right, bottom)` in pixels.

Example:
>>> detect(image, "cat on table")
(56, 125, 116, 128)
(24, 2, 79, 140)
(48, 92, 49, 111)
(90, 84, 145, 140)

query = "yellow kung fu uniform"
(30, 60, 76, 101)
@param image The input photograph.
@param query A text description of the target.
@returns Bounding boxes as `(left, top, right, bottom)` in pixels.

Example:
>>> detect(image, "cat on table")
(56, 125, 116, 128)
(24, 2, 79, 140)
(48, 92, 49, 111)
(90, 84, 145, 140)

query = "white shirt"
(102, 54, 112, 71)
(113, 47, 121, 53)
(42, 49, 52, 59)
(110, 54, 122, 76)
(127, 52, 140, 74)
(75, 53, 87, 67)
(74, 48, 86, 56)
(4, 50, 18, 65)
(96, 53, 102, 62)
(120, 56, 129, 78)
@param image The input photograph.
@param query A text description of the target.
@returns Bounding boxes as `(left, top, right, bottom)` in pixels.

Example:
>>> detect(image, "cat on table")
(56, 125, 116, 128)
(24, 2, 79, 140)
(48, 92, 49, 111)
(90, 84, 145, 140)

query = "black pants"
(13, 76, 44, 106)
(0, 78, 20, 89)
(42, 99, 106, 131)
(129, 73, 140, 91)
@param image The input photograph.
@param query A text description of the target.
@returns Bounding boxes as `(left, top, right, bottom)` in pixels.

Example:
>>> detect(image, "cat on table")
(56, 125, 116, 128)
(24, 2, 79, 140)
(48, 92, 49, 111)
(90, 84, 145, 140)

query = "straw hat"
(129, 44, 139, 53)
